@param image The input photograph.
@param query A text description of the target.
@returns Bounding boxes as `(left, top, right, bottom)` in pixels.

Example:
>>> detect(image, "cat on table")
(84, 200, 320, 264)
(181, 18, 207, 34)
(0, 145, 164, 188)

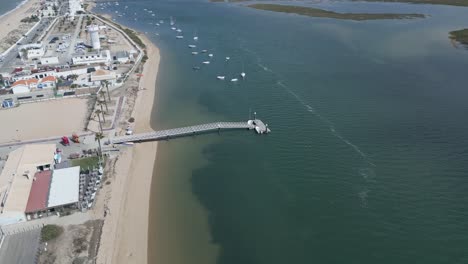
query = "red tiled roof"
(11, 79, 39, 87)
(25, 170, 52, 213)
(41, 76, 57, 83)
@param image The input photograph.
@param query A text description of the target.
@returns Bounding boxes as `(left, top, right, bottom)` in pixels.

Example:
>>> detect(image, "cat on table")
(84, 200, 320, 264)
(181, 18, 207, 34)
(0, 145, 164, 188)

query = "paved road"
(0, 228, 41, 264)
(0, 18, 53, 72)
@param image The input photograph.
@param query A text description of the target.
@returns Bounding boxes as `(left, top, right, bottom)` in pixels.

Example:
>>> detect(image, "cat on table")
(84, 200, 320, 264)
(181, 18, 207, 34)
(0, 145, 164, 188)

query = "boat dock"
(109, 119, 270, 145)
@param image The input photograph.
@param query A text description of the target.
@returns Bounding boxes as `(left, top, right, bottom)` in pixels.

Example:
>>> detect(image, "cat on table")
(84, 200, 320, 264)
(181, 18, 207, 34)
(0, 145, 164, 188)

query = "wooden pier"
(109, 119, 270, 145)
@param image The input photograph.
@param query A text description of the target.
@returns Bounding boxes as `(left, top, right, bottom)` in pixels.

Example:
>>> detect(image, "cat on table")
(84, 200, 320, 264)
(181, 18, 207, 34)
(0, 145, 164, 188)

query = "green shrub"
(41, 225, 64, 242)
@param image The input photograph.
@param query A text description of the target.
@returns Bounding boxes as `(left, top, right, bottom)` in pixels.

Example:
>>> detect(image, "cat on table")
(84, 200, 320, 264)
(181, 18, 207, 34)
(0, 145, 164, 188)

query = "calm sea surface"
(102, 1, 468, 263)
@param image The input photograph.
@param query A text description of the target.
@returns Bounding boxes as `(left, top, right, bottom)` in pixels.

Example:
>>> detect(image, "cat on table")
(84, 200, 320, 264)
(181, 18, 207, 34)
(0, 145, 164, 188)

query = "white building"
(87, 25, 101, 50)
(68, 0, 83, 20)
(72, 50, 111, 66)
(40, 56, 59, 65)
(47, 166, 80, 209)
(114, 51, 131, 64)
(10, 79, 39, 94)
(25, 48, 45, 60)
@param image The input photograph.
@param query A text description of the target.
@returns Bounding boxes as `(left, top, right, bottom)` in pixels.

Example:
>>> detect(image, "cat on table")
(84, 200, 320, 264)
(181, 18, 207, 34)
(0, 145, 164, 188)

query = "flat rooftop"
(48, 166, 80, 208)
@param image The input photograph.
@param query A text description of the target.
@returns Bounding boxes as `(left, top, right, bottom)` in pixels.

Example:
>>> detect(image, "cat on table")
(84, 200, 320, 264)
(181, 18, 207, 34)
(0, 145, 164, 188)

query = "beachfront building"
(0, 144, 81, 225)
(0, 144, 56, 225)
(71, 50, 112, 66)
(25, 166, 80, 220)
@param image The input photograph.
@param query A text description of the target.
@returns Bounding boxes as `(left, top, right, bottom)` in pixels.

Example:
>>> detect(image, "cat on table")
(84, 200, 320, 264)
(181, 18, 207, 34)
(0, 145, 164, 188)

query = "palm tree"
(98, 98, 108, 113)
(95, 132, 104, 158)
(99, 89, 107, 102)
(97, 100, 107, 121)
(95, 110, 103, 133)
(103, 80, 111, 102)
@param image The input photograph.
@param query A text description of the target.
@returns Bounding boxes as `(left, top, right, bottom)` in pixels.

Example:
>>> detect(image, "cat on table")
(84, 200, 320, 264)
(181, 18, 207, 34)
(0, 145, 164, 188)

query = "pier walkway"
(109, 119, 270, 144)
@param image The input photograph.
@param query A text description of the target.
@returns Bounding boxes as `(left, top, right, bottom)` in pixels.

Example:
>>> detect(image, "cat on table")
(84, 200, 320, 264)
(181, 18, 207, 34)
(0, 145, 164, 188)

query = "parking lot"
(0, 228, 41, 264)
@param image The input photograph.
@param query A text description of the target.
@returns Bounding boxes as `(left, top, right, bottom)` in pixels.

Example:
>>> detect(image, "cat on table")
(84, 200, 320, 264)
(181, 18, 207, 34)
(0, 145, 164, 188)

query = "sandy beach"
(0, 0, 42, 52)
(0, 98, 89, 144)
(96, 36, 160, 264)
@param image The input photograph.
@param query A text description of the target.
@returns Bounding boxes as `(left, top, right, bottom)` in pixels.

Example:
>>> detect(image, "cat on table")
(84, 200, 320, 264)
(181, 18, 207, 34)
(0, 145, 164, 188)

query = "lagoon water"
(7, 0, 467, 262)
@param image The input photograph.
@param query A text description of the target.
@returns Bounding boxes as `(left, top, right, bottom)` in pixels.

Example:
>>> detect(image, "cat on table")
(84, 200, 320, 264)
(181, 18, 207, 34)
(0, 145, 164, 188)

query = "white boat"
(192, 51, 198, 55)
(194, 36, 198, 41)
(201, 50, 207, 53)
(152, 14, 156, 16)
(202, 61, 210, 64)
(241, 72, 246, 79)
(171, 27, 176, 30)
(208, 54, 213, 57)
(176, 29, 182, 33)
(176, 35, 184, 39)
(217, 76, 225, 80)
(226, 57, 230, 60)
(170, 16, 175, 26)
(231, 78, 238, 82)
(188, 44, 196, 48)
(156, 23, 160, 26)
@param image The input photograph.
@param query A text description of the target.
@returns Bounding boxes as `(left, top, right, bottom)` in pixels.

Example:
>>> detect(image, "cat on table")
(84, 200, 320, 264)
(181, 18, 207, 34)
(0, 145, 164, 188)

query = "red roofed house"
(38, 75, 57, 89)
(11, 78, 38, 94)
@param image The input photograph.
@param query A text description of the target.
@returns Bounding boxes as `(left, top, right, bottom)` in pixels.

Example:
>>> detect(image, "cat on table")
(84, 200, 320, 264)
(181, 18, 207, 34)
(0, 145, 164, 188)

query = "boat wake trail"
(238, 41, 375, 166)
(276, 80, 375, 167)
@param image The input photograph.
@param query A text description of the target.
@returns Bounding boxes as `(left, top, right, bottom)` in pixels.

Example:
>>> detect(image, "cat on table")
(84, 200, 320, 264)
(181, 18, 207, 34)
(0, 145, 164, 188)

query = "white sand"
(0, 98, 89, 143)
(96, 37, 160, 264)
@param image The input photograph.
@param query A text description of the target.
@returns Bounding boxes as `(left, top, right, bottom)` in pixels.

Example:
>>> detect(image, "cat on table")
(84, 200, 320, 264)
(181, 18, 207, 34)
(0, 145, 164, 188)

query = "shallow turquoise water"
(98, 1, 468, 263)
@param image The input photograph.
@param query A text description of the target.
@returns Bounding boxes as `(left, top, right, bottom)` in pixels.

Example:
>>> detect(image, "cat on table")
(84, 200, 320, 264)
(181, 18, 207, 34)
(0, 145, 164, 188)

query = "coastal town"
(0, 0, 156, 263)
(0, 0, 271, 263)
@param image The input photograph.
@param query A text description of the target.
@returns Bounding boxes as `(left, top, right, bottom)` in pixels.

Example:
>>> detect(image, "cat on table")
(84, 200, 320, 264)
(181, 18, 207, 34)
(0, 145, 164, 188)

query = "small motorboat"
(193, 66, 201, 70)
(241, 72, 246, 79)
(231, 78, 238, 82)
(188, 44, 196, 48)
(192, 51, 198, 55)
(217, 76, 225, 80)
(171, 27, 176, 30)
(176, 29, 182, 33)
(202, 61, 210, 64)
(226, 57, 230, 60)
(208, 54, 213, 57)
(201, 50, 208, 53)
(176, 35, 184, 39)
